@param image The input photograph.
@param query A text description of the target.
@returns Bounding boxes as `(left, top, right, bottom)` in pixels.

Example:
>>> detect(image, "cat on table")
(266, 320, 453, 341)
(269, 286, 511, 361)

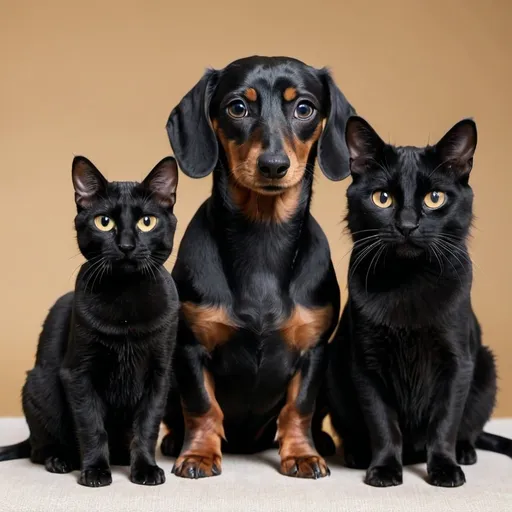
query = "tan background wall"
(0, 0, 510, 417)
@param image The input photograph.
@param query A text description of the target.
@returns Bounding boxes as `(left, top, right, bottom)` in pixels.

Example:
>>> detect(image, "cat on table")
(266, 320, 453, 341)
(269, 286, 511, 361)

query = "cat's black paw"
(130, 463, 166, 486)
(44, 456, 74, 474)
(456, 440, 477, 465)
(161, 433, 181, 457)
(78, 468, 112, 487)
(428, 462, 466, 487)
(365, 465, 403, 487)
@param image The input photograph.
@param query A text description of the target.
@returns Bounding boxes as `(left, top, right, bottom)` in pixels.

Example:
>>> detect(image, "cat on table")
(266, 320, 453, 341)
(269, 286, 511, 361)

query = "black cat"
(326, 116, 512, 487)
(0, 156, 179, 487)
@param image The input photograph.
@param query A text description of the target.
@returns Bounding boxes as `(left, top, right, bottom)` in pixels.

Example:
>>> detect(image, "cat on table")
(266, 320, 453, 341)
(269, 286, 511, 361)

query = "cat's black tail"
(0, 439, 31, 461)
(476, 432, 512, 458)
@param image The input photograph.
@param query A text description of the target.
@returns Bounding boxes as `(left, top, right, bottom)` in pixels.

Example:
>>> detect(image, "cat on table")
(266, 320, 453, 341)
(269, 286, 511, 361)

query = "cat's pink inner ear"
(436, 119, 477, 174)
(143, 157, 178, 208)
(72, 157, 107, 207)
(345, 116, 385, 164)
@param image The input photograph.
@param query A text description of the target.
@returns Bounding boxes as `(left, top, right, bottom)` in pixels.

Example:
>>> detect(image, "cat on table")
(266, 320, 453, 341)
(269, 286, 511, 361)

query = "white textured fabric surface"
(0, 418, 510, 512)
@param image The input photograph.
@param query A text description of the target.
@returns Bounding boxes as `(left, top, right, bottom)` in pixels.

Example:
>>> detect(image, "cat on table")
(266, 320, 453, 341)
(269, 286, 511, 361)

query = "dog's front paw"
(172, 454, 222, 479)
(281, 455, 330, 479)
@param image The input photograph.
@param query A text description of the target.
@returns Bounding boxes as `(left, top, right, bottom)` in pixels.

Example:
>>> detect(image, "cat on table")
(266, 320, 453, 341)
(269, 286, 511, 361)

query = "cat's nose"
(119, 243, 135, 254)
(397, 221, 419, 237)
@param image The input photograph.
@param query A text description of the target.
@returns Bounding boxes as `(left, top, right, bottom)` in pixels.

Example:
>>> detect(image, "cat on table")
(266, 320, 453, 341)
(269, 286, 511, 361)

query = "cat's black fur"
(326, 116, 512, 488)
(0, 156, 180, 487)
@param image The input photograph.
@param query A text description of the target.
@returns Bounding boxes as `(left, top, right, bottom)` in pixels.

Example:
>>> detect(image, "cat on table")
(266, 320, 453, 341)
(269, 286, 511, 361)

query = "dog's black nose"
(257, 153, 290, 179)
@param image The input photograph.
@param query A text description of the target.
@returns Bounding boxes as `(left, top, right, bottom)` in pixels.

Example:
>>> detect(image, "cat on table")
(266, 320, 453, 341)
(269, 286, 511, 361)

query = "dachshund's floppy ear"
(166, 69, 219, 178)
(317, 70, 356, 181)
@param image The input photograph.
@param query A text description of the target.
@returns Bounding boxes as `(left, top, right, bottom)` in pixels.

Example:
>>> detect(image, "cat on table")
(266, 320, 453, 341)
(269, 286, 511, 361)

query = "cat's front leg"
(355, 370, 403, 487)
(426, 358, 473, 488)
(129, 367, 168, 486)
(60, 368, 112, 487)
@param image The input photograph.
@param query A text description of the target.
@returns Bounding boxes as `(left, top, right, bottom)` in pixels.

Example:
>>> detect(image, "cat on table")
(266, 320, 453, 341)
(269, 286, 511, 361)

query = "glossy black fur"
(162, 56, 355, 470)
(326, 116, 512, 487)
(0, 157, 180, 487)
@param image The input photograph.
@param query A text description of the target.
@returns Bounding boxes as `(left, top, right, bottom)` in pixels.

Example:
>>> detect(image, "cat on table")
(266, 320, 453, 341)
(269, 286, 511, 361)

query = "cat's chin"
(113, 260, 141, 273)
(394, 243, 424, 259)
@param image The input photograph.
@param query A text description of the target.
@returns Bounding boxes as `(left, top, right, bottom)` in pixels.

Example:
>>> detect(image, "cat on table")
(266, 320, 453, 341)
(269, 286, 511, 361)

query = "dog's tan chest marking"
(181, 302, 237, 352)
(280, 304, 333, 352)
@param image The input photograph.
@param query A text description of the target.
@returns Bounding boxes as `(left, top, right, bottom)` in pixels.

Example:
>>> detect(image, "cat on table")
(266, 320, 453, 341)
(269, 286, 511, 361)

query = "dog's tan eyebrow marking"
(283, 87, 297, 101)
(244, 88, 258, 102)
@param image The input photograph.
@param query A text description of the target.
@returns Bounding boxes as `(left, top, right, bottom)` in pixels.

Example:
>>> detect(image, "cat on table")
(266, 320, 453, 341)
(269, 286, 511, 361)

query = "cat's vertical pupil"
(143, 216, 150, 226)
(380, 192, 388, 204)
(431, 192, 439, 203)
(101, 216, 110, 227)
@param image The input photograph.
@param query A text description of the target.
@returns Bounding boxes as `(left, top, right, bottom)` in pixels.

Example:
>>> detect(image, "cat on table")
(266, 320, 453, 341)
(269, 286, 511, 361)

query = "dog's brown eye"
(372, 190, 393, 208)
(294, 102, 315, 120)
(227, 101, 247, 119)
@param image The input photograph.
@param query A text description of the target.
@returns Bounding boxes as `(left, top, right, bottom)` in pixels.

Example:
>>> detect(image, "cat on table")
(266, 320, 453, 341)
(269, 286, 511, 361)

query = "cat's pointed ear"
(142, 156, 179, 208)
(435, 119, 477, 176)
(345, 116, 386, 173)
(72, 156, 108, 208)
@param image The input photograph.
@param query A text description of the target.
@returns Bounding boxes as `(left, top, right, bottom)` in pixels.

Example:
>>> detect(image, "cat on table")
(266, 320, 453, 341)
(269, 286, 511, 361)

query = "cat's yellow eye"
(424, 191, 446, 209)
(137, 215, 158, 232)
(94, 215, 115, 232)
(372, 190, 393, 208)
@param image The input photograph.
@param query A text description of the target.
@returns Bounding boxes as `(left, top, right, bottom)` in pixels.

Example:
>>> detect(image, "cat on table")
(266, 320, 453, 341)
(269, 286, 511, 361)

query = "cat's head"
(345, 116, 477, 259)
(72, 156, 178, 273)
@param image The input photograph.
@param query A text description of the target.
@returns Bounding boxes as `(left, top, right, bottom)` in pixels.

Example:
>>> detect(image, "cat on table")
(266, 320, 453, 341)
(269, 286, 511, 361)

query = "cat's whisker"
(95, 261, 110, 288)
(147, 260, 158, 282)
(435, 239, 474, 268)
(349, 229, 381, 236)
(149, 257, 166, 281)
(433, 242, 463, 285)
(429, 243, 444, 277)
(348, 241, 382, 284)
(83, 257, 109, 293)
(365, 243, 385, 294)
(81, 258, 106, 293)
(436, 236, 480, 269)
(364, 244, 386, 295)
(89, 260, 108, 292)
(337, 235, 381, 265)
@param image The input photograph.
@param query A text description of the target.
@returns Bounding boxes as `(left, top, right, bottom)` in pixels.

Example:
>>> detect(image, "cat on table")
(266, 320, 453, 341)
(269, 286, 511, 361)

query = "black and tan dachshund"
(161, 56, 354, 479)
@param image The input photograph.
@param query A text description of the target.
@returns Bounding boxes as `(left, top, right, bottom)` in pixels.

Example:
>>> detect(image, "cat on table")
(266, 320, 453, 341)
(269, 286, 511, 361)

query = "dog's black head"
(167, 56, 355, 197)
